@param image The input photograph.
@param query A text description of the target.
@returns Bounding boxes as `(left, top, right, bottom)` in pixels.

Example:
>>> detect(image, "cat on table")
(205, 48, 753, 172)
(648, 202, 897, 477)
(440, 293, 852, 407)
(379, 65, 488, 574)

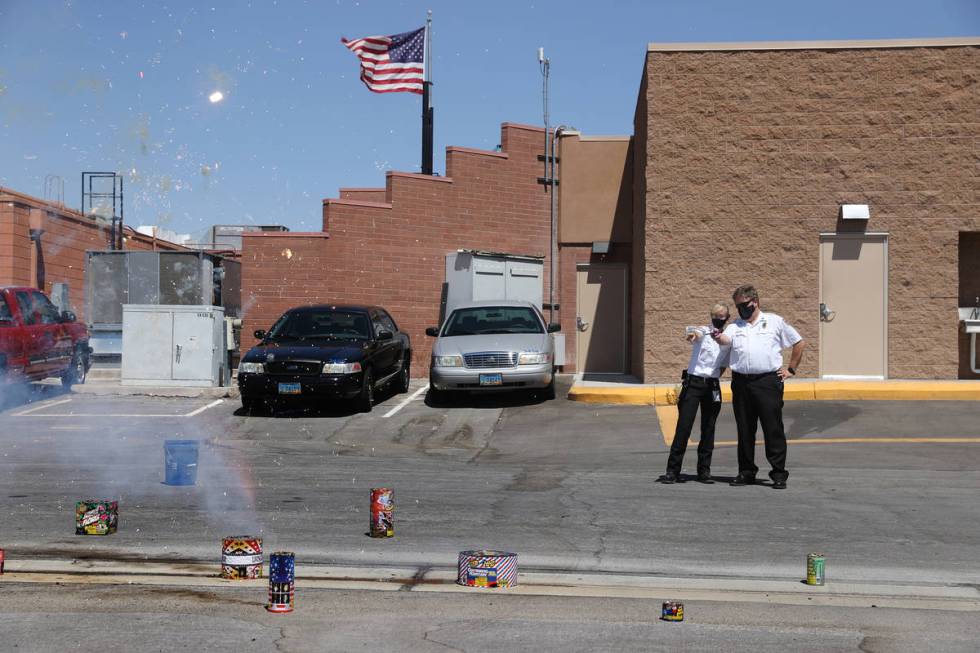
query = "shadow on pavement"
(232, 383, 405, 418)
(424, 388, 553, 410)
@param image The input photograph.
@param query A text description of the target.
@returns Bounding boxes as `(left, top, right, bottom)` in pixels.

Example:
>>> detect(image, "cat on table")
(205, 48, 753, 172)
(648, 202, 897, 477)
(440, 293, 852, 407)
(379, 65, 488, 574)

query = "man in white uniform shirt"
(713, 284, 805, 489)
(661, 303, 731, 484)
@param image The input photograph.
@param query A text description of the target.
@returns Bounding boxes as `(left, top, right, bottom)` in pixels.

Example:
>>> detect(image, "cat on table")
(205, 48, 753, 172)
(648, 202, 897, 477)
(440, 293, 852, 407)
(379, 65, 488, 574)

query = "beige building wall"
(558, 135, 633, 244)
(637, 39, 980, 382)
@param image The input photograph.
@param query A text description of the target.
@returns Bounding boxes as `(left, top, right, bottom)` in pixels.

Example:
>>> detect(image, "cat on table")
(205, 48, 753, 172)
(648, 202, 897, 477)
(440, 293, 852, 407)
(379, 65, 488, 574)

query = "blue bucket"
(164, 439, 199, 486)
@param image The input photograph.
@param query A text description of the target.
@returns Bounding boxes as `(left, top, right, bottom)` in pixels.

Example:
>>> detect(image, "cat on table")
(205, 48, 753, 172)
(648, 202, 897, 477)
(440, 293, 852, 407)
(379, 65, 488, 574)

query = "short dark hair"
(732, 284, 759, 302)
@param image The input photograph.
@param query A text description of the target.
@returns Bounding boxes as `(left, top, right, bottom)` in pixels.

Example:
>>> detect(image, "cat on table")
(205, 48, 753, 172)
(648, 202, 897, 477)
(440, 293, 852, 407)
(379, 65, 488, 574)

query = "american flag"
(342, 27, 426, 94)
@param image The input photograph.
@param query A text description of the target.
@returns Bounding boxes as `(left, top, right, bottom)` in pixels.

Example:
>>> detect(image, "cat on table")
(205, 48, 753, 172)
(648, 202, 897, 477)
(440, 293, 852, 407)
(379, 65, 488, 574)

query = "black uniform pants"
(731, 371, 788, 482)
(666, 375, 720, 475)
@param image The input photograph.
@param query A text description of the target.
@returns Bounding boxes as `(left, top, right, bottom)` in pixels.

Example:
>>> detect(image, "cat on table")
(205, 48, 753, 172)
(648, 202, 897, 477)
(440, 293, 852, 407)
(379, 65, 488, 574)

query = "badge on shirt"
(713, 390, 721, 403)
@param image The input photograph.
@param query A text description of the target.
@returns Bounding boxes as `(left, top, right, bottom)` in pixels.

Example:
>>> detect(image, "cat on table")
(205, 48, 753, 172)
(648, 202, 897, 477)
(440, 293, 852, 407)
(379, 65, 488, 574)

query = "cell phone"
(685, 326, 698, 335)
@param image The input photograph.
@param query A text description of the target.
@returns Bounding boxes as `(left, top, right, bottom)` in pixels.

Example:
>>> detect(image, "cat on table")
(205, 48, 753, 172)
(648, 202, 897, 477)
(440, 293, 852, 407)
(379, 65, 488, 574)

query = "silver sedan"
(426, 300, 560, 400)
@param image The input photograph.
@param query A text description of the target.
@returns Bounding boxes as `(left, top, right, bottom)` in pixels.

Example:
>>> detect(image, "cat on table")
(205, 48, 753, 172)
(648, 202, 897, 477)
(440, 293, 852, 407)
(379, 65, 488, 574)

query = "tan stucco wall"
(558, 135, 633, 244)
(638, 43, 980, 382)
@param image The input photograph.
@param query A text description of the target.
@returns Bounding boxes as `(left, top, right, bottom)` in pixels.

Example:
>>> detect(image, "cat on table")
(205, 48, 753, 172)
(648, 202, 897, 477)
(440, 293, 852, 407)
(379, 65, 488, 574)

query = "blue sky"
(1, 0, 977, 239)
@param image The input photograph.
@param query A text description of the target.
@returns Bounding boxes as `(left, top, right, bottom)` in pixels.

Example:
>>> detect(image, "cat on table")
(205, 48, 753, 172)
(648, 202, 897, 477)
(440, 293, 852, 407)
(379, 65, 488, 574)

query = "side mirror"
(60, 310, 77, 323)
(547, 322, 561, 333)
(425, 327, 440, 337)
(254, 329, 267, 340)
(376, 331, 393, 341)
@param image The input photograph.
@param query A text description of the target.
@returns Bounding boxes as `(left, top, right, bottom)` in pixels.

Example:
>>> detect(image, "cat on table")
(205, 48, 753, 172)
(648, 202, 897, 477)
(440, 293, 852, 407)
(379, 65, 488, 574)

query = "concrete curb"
(4, 559, 978, 611)
(70, 383, 239, 399)
(568, 380, 980, 405)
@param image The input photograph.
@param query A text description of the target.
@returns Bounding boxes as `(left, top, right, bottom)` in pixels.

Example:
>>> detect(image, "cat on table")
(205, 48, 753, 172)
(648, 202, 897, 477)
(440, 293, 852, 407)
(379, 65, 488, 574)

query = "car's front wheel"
(241, 395, 262, 414)
(356, 369, 374, 413)
(61, 346, 88, 389)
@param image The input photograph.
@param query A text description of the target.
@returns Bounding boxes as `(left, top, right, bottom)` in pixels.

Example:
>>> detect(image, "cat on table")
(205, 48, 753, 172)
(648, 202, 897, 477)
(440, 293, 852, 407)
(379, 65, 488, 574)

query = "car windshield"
(443, 306, 544, 336)
(267, 310, 371, 341)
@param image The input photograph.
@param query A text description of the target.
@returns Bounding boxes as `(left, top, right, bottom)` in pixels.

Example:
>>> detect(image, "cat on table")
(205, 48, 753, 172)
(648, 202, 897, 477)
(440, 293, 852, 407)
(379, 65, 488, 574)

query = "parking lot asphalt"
(1, 378, 979, 587)
(2, 582, 979, 653)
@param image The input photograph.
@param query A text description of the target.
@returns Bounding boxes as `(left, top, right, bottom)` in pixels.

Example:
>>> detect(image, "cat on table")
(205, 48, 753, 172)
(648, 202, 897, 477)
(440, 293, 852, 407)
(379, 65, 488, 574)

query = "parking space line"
(10, 398, 72, 416)
(382, 385, 429, 418)
(16, 413, 187, 417)
(184, 399, 224, 417)
(9, 399, 225, 419)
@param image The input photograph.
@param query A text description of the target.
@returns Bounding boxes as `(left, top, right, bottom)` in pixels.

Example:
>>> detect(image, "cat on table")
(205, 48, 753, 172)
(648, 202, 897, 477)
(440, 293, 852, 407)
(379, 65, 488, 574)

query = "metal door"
(819, 234, 888, 378)
(123, 309, 173, 381)
(471, 257, 506, 302)
(505, 261, 544, 308)
(173, 312, 213, 381)
(575, 264, 627, 373)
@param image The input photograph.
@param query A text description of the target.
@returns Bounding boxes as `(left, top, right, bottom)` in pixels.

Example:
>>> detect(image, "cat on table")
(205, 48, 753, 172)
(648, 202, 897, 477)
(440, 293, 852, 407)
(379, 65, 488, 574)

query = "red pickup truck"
(0, 286, 91, 388)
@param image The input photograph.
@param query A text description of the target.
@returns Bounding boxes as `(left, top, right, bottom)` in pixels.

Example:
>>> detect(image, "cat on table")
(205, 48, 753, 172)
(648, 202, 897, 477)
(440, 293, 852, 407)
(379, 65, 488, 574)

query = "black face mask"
(736, 301, 756, 320)
(711, 317, 727, 330)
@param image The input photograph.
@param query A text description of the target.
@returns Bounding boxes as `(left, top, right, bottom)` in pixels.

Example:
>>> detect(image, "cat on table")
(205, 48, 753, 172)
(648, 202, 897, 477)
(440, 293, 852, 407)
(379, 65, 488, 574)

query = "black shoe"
(660, 471, 679, 484)
(772, 479, 787, 489)
(697, 471, 714, 484)
(730, 473, 756, 486)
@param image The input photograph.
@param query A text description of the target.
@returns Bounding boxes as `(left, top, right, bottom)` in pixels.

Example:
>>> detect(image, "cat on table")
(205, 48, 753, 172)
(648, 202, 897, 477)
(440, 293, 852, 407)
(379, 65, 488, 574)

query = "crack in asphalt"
(273, 625, 288, 652)
(566, 472, 607, 568)
(467, 408, 504, 465)
(422, 625, 468, 652)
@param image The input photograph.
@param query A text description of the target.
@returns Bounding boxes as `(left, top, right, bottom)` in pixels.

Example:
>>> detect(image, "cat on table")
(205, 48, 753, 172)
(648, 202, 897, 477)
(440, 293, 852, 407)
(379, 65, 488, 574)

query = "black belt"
(686, 374, 719, 385)
(732, 371, 778, 381)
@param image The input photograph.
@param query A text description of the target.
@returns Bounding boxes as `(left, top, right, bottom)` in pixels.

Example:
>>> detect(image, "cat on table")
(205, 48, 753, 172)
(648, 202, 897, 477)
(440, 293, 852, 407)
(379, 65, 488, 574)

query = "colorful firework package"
(369, 488, 394, 538)
(221, 536, 263, 579)
(457, 550, 518, 588)
(267, 551, 295, 613)
(75, 500, 118, 536)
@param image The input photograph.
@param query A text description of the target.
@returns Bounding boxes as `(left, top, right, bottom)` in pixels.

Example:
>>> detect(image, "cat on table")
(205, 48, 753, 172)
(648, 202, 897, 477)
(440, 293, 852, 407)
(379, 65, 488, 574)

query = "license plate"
(278, 382, 302, 395)
(479, 373, 503, 386)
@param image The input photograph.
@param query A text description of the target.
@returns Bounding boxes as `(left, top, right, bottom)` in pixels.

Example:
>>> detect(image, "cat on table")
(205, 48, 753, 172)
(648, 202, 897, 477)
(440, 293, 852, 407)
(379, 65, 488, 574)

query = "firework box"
(75, 500, 118, 535)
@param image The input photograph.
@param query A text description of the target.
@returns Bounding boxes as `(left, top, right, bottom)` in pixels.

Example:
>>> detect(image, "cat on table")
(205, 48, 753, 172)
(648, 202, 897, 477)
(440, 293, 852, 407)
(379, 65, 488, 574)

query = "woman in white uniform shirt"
(661, 303, 731, 484)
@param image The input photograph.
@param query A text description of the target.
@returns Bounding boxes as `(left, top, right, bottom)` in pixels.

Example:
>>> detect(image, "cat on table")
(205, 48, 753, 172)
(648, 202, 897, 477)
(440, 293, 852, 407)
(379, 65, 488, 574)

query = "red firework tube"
(0, 547, 5, 574)
(369, 488, 394, 538)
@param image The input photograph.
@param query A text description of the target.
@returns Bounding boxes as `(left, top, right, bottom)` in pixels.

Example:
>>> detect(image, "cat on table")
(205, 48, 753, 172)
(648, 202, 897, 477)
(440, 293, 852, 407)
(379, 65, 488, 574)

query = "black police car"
(238, 305, 411, 413)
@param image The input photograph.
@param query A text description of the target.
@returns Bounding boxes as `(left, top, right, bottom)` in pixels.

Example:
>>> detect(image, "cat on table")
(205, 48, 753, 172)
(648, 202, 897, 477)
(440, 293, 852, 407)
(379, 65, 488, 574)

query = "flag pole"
(422, 10, 434, 175)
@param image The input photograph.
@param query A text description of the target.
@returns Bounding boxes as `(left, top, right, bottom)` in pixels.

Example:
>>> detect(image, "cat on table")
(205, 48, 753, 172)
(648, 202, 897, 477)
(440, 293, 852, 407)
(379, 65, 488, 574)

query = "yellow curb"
(569, 380, 980, 405)
(812, 380, 980, 401)
(566, 386, 655, 405)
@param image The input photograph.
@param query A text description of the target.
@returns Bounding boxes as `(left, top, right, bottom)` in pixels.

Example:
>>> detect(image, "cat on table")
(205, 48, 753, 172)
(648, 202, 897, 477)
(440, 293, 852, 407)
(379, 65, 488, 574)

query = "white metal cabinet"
(122, 305, 225, 387)
(444, 251, 544, 319)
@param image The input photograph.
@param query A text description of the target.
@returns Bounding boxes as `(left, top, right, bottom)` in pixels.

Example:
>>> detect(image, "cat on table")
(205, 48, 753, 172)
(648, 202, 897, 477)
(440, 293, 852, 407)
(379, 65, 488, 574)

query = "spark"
(208, 90, 224, 103)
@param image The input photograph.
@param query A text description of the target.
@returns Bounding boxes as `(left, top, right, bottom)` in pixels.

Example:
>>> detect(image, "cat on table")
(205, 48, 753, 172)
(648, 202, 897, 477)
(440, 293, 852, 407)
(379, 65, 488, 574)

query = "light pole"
(539, 48, 556, 324)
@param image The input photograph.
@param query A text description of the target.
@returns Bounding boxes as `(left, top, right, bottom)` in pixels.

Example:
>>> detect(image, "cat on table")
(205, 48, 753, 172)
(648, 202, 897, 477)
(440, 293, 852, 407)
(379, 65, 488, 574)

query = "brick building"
(633, 38, 980, 382)
(242, 37, 979, 382)
(0, 187, 186, 321)
(242, 123, 558, 377)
